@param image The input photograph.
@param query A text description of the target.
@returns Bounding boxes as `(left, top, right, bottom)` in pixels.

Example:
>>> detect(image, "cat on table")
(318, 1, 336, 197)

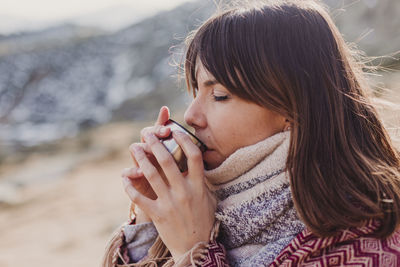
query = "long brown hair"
(184, 0, 400, 238)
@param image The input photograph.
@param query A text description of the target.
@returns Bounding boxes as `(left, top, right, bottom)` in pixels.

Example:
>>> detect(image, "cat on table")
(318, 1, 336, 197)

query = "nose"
(184, 98, 206, 130)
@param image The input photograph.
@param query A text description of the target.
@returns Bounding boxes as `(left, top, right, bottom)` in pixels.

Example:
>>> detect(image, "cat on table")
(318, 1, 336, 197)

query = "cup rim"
(167, 119, 207, 150)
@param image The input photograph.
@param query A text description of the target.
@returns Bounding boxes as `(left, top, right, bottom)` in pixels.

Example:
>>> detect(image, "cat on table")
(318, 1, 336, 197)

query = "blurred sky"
(0, 0, 195, 34)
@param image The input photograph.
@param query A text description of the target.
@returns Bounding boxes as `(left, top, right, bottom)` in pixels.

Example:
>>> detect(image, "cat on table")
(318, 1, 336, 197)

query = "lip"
(192, 133, 210, 148)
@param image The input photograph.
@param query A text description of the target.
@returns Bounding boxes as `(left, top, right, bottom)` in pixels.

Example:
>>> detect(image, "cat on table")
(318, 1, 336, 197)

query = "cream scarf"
(204, 131, 305, 266)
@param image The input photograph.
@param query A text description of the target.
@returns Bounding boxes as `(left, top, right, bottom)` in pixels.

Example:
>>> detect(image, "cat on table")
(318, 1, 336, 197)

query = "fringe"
(102, 222, 127, 267)
(167, 242, 209, 267)
(101, 220, 171, 267)
(111, 235, 172, 267)
(210, 220, 221, 241)
(102, 212, 221, 267)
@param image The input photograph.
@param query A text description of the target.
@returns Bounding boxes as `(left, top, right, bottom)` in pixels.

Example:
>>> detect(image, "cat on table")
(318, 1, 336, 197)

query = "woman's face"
(184, 62, 287, 169)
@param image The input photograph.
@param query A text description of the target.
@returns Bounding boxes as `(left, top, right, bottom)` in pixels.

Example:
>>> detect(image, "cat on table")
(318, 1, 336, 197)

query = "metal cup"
(161, 119, 207, 172)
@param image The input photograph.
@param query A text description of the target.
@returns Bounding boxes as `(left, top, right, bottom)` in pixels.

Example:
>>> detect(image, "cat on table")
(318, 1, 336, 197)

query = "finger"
(121, 167, 143, 179)
(155, 106, 170, 126)
(129, 143, 163, 177)
(143, 132, 183, 188)
(131, 144, 169, 198)
(172, 131, 204, 178)
(140, 125, 171, 142)
(130, 142, 158, 164)
(129, 142, 154, 167)
(122, 176, 155, 216)
(130, 142, 151, 155)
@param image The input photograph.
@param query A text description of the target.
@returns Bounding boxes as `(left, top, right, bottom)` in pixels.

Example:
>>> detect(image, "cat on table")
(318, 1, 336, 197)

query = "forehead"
(195, 60, 215, 83)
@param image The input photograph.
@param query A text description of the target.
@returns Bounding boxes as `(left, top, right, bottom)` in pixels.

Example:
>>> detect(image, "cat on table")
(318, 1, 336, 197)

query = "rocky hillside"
(0, 1, 214, 150)
(0, 0, 398, 152)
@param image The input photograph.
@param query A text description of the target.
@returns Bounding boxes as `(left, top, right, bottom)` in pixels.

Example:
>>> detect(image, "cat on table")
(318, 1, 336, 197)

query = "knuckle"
(140, 128, 147, 137)
(189, 149, 202, 161)
(129, 143, 140, 152)
(129, 143, 135, 152)
(176, 192, 191, 204)
(130, 145, 146, 161)
(140, 127, 152, 139)
(123, 182, 129, 192)
(159, 155, 174, 167)
(162, 205, 174, 217)
(152, 211, 164, 223)
(146, 168, 159, 181)
(141, 126, 158, 137)
(154, 125, 162, 133)
(123, 181, 132, 191)
(180, 132, 191, 141)
(142, 143, 150, 153)
(129, 192, 139, 203)
(134, 151, 146, 161)
(124, 187, 139, 202)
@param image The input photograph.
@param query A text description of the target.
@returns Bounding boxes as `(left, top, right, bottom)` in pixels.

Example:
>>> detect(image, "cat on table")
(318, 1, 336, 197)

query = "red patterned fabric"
(200, 241, 230, 267)
(271, 220, 400, 267)
(200, 220, 400, 267)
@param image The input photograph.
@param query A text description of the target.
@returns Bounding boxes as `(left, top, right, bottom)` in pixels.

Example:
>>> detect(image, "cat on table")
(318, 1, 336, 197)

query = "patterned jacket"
(200, 220, 400, 267)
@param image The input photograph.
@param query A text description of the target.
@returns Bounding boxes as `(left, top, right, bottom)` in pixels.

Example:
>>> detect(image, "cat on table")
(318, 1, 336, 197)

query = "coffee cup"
(161, 119, 207, 172)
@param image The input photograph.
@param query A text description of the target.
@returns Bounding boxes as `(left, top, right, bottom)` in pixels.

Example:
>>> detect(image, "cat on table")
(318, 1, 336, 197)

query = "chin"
(203, 159, 224, 170)
(202, 150, 225, 170)
(204, 162, 214, 170)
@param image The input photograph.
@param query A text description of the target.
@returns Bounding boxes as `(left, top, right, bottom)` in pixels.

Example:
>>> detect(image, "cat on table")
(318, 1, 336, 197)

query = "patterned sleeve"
(198, 241, 230, 267)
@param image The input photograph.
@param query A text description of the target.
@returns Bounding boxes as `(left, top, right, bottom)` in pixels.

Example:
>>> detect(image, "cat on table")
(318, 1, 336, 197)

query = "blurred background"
(0, 0, 399, 266)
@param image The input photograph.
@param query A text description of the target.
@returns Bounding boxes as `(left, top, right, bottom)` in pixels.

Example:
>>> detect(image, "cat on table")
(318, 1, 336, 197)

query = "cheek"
(212, 109, 282, 156)
(209, 120, 242, 156)
(206, 105, 252, 153)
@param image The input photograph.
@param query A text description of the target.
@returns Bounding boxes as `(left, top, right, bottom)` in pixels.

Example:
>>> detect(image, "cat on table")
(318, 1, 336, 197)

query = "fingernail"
(136, 168, 143, 175)
(159, 127, 168, 135)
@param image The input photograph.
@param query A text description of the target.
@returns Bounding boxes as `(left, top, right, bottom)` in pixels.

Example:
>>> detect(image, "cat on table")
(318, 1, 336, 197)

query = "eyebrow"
(194, 65, 219, 88)
(202, 79, 219, 87)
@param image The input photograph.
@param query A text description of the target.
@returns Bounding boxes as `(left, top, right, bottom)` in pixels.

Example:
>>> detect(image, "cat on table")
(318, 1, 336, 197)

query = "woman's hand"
(121, 106, 172, 223)
(122, 106, 172, 201)
(123, 130, 217, 261)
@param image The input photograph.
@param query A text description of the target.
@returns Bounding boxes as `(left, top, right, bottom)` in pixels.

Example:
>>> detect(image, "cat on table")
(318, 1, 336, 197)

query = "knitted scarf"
(103, 131, 305, 267)
(204, 131, 305, 267)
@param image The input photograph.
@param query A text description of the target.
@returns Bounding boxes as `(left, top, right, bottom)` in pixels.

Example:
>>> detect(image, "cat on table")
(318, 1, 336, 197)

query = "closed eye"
(214, 95, 228, 101)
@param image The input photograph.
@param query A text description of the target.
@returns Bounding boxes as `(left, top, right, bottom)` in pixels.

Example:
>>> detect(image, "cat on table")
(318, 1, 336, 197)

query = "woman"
(103, 0, 400, 266)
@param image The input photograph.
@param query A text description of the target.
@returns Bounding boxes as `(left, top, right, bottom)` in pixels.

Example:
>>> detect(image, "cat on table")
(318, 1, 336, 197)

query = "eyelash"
(193, 86, 228, 101)
(213, 95, 228, 101)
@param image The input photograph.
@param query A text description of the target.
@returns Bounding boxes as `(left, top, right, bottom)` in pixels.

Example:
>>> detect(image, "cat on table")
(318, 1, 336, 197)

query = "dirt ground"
(0, 122, 142, 267)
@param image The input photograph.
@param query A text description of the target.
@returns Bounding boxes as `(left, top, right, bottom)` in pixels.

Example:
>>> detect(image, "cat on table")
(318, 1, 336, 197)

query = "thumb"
(155, 106, 170, 126)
